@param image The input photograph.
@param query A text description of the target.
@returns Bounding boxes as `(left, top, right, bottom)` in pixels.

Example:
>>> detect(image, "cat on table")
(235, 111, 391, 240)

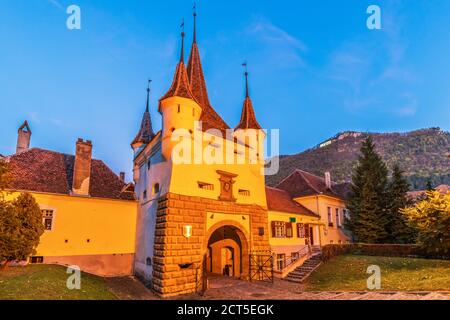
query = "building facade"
(3, 123, 137, 276)
(131, 16, 350, 296)
(132, 17, 271, 297)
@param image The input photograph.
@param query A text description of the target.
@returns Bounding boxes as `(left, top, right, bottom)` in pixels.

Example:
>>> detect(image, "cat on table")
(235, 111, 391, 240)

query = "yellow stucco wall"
(4, 191, 137, 257)
(295, 195, 350, 245)
(268, 210, 320, 247)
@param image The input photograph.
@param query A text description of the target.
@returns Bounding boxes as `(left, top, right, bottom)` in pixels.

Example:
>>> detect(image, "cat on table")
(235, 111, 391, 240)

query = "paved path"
(105, 276, 449, 300)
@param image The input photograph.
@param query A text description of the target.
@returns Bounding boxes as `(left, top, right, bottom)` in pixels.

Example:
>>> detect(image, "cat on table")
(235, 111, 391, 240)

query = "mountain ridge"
(266, 127, 450, 191)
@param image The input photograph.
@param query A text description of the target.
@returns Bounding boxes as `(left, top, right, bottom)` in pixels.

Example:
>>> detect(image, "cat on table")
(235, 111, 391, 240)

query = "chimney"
(72, 138, 92, 196)
(119, 172, 125, 182)
(16, 121, 32, 153)
(325, 171, 331, 189)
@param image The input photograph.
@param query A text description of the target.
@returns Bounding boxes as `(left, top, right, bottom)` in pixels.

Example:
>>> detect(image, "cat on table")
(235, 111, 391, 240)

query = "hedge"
(321, 244, 449, 262)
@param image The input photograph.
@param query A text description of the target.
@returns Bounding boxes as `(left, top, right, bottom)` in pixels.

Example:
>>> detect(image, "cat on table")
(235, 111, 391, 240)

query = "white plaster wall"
(133, 147, 172, 283)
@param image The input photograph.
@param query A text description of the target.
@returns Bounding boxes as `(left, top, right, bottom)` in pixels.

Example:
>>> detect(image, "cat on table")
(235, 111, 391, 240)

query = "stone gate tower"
(132, 12, 271, 297)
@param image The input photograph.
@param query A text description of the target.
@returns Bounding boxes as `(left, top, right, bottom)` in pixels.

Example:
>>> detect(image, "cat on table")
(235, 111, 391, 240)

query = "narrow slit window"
(238, 189, 250, 196)
(198, 182, 214, 191)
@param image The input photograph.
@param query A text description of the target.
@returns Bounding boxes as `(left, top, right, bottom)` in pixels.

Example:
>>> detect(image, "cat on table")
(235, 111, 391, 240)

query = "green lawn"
(0, 264, 117, 300)
(305, 255, 450, 291)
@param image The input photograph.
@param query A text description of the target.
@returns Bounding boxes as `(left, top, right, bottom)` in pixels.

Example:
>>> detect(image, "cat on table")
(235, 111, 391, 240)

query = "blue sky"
(1, 0, 449, 179)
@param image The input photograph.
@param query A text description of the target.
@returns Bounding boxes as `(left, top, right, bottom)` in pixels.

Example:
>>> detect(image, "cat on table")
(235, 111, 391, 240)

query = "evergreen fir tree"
(345, 136, 390, 243)
(426, 179, 434, 191)
(387, 164, 416, 243)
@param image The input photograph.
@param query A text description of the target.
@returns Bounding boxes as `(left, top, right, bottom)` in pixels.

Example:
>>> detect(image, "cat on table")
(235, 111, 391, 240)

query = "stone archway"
(205, 221, 250, 279)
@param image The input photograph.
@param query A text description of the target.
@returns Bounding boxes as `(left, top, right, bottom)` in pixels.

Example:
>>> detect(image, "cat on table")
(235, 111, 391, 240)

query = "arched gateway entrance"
(206, 222, 249, 279)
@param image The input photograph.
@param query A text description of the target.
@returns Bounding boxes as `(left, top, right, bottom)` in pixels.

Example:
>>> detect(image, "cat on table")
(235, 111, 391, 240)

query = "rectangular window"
(297, 223, 305, 238)
(271, 221, 286, 238)
(336, 208, 341, 227)
(198, 182, 214, 190)
(30, 256, 44, 264)
(42, 209, 54, 231)
(238, 189, 250, 196)
(327, 207, 333, 227)
(276, 254, 286, 271)
(286, 222, 293, 238)
(143, 190, 147, 200)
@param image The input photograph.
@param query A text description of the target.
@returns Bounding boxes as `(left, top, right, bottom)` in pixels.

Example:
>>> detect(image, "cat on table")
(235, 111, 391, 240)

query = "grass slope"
(0, 264, 117, 300)
(305, 255, 450, 291)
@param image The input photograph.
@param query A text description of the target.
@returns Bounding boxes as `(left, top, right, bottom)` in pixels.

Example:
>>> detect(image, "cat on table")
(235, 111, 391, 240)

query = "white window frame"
(40, 206, 57, 232)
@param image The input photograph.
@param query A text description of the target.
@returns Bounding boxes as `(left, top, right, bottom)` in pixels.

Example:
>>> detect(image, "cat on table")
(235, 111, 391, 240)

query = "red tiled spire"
(159, 28, 197, 110)
(186, 9, 229, 132)
(132, 80, 155, 147)
(235, 68, 262, 130)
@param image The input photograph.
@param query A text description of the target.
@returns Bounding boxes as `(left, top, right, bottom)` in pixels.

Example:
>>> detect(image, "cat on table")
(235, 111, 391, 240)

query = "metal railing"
(277, 245, 311, 271)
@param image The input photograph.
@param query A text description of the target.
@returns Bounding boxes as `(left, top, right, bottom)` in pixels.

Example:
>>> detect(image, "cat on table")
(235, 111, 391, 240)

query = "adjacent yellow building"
(3, 129, 137, 276)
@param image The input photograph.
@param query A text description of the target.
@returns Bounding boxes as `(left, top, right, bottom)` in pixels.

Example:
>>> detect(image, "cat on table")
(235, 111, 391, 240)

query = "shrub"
(320, 243, 446, 262)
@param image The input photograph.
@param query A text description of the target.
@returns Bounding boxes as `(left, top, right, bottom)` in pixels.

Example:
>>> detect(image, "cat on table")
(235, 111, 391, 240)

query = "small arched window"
(153, 183, 160, 195)
(146, 257, 152, 266)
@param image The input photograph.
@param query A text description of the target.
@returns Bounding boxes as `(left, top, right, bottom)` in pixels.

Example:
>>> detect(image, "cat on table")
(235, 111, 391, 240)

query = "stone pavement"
(106, 276, 450, 300)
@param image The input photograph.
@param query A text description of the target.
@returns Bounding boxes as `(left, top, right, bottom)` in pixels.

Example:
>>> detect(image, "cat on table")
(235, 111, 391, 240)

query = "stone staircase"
(285, 246, 322, 283)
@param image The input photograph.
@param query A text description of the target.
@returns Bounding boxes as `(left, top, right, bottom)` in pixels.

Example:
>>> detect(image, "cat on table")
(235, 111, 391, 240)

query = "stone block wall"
(152, 192, 270, 297)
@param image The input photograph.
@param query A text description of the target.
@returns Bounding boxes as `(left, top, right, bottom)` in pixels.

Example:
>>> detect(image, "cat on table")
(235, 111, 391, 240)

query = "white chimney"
(325, 171, 331, 189)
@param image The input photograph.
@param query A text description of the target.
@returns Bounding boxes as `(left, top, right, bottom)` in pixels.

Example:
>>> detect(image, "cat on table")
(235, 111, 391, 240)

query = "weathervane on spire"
(146, 79, 152, 112)
(193, 2, 197, 43)
(242, 62, 249, 97)
(180, 19, 185, 62)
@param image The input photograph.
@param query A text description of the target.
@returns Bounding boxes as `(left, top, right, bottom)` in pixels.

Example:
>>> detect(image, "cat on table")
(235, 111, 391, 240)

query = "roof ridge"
(296, 170, 321, 194)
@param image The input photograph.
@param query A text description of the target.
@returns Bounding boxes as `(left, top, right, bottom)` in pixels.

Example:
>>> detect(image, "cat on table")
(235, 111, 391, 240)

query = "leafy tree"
(345, 136, 390, 243)
(387, 164, 416, 243)
(0, 200, 19, 267)
(0, 193, 44, 267)
(402, 191, 450, 257)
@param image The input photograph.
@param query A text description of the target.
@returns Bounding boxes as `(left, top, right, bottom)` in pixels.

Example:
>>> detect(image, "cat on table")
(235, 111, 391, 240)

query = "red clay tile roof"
(276, 169, 345, 200)
(159, 61, 197, 109)
(266, 186, 319, 217)
(131, 110, 155, 147)
(5, 148, 135, 201)
(187, 42, 230, 133)
(235, 97, 262, 130)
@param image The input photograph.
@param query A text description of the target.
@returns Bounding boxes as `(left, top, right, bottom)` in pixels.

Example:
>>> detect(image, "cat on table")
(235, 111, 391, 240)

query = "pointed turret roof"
(186, 10, 229, 132)
(159, 29, 197, 110)
(131, 80, 155, 147)
(235, 69, 262, 130)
